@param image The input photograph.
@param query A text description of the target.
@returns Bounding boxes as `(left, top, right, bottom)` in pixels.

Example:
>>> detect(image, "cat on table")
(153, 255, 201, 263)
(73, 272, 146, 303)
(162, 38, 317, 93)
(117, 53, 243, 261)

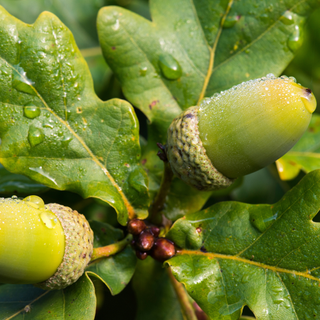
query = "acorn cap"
(36, 203, 94, 290)
(166, 106, 234, 191)
(166, 75, 317, 190)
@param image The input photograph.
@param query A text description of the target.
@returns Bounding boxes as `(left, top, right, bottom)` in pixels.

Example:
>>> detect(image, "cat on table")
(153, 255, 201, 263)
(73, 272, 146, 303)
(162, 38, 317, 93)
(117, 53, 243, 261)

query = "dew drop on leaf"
(249, 209, 277, 233)
(23, 102, 41, 119)
(222, 15, 240, 28)
(241, 274, 250, 283)
(61, 134, 73, 146)
(287, 25, 303, 52)
(12, 65, 36, 96)
(139, 66, 147, 76)
(28, 125, 44, 147)
(39, 210, 58, 229)
(207, 286, 225, 305)
(158, 54, 182, 80)
(281, 11, 295, 25)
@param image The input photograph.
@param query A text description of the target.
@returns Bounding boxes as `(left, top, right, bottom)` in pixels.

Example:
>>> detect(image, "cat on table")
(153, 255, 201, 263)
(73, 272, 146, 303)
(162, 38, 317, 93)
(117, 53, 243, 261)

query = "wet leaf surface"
(0, 274, 96, 320)
(167, 170, 320, 319)
(0, 7, 149, 225)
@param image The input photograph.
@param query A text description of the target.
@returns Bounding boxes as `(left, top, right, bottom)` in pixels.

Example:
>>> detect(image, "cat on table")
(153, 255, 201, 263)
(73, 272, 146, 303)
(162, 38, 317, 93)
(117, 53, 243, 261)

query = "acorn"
(0, 196, 94, 290)
(166, 74, 317, 190)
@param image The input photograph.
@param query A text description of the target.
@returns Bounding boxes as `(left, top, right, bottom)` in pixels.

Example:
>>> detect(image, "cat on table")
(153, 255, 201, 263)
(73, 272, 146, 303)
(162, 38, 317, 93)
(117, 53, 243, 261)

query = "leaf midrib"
(197, 0, 234, 104)
(178, 249, 320, 282)
(5, 291, 49, 320)
(210, 0, 307, 82)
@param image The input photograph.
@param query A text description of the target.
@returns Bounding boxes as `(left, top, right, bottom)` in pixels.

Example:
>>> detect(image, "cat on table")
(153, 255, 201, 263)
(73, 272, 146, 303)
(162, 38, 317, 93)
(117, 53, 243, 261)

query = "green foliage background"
(1, 0, 320, 319)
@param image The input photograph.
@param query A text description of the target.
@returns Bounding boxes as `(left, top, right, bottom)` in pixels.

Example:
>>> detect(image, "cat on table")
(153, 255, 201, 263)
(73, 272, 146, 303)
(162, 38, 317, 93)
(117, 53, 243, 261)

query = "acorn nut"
(166, 74, 317, 190)
(0, 195, 94, 290)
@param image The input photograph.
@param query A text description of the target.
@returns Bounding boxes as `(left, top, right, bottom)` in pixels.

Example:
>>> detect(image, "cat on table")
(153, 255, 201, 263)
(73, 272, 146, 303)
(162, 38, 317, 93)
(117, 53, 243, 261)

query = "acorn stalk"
(166, 75, 316, 190)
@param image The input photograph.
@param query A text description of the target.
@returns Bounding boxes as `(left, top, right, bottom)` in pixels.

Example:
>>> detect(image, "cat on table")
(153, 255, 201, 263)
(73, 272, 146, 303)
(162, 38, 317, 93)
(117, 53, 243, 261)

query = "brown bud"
(150, 238, 176, 262)
(127, 219, 146, 235)
(136, 250, 148, 260)
(150, 226, 160, 237)
(136, 230, 155, 251)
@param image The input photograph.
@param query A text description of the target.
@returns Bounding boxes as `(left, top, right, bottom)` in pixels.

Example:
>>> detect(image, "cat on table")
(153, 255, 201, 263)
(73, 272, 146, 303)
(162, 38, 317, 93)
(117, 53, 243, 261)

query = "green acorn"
(0, 196, 94, 290)
(166, 74, 317, 190)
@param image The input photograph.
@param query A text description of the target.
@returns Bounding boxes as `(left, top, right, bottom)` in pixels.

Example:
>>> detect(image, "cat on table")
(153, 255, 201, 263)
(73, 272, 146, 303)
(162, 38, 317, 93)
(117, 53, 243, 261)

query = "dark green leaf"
(132, 257, 184, 320)
(98, 0, 319, 138)
(0, 0, 104, 48)
(0, 163, 48, 194)
(0, 274, 96, 320)
(0, 7, 149, 225)
(277, 114, 320, 180)
(231, 168, 285, 204)
(86, 220, 137, 295)
(166, 170, 320, 319)
(98, 0, 319, 217)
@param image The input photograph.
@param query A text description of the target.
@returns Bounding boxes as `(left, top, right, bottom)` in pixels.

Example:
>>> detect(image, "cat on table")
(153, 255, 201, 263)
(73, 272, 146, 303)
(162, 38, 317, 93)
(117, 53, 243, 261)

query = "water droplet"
(288, 25, 303, 52)
(249, 209, 277, 233)
(158, 54, 182, 80)
(12, 65, 36, 96)
(28, 125, 44, 147)
(223, 15, 240, 28)
(29, 166, 58, 186)
(23, 102, 41, 119)
(245, 49, 250, 54)
(281, 11, 295, 25)
(61, 134, 73, 146)
(39, 210, 58, 229)
(139, 66, 148, 76)
(43, 123, 54, 129)
(112, 19, 120, 31)
(207, 289, 225, 305)
(241, 274, 250, 283)
(23, 195, 45, 209)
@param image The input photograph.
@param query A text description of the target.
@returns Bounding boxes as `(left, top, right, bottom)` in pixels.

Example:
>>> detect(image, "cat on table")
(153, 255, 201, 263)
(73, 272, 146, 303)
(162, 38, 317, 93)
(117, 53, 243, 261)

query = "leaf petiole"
(149, 160, 174, 225)
(167, 268, 198, 320)
(90, 234, 133, 262)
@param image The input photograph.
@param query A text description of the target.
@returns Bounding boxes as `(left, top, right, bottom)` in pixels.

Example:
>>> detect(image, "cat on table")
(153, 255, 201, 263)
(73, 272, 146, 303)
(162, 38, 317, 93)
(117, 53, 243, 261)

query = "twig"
(149, 160, 174, 224)
(90, 234, 133, 262)
(167, 268, 198, 320)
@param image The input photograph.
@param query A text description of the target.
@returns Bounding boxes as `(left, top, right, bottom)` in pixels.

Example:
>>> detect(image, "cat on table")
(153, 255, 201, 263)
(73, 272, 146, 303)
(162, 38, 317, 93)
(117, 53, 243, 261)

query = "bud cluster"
(127, 219, 176, 262)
